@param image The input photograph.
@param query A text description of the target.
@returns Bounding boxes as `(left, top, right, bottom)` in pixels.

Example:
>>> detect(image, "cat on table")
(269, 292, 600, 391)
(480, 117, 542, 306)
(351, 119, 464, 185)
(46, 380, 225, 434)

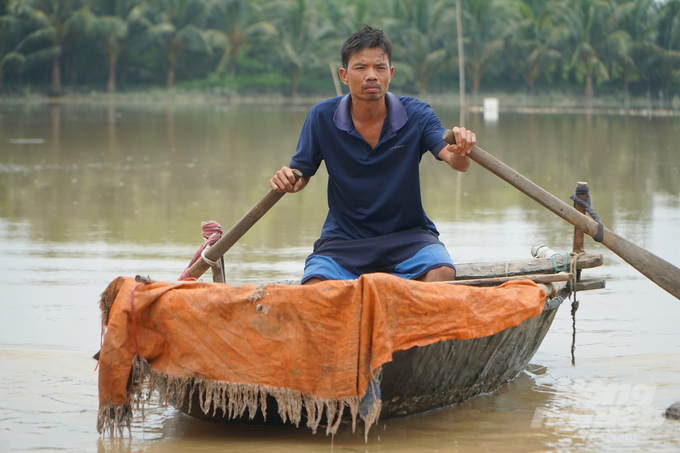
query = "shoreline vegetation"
(1, 0, 678, 111)
(1, 88, 678, 117)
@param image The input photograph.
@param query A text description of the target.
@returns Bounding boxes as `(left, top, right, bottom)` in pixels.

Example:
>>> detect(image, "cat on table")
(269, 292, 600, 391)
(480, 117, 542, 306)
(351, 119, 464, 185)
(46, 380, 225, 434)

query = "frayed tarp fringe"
(97, 274, 546, 439)
(97, 355, 370, 437)
(97, 403, 131, 436)
(99, 276, 125, 328)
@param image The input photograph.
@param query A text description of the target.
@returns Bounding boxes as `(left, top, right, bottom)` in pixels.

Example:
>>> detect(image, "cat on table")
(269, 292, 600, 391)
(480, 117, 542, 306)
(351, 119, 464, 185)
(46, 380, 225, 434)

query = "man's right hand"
(270, 166, 310, 193)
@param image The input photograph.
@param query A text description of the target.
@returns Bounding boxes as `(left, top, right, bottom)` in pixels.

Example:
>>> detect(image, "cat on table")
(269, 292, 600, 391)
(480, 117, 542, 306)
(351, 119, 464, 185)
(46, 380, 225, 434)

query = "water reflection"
(87, 357, 680, 453)
(90, 371, 562, 453)
(1, 103, 678, 251)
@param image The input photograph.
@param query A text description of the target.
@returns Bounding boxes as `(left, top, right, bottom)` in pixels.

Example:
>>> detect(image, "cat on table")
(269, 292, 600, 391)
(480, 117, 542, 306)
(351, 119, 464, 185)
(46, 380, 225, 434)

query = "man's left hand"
(440, 127, 476, 172)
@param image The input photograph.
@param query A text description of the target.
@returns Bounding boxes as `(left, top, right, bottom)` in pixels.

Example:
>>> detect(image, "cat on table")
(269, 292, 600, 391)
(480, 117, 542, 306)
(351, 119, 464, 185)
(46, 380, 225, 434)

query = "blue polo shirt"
(290, 92, 447, 241)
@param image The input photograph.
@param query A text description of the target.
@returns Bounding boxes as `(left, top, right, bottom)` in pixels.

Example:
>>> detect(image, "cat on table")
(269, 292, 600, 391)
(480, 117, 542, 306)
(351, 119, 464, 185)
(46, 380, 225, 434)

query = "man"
(270, 25, 476, 285)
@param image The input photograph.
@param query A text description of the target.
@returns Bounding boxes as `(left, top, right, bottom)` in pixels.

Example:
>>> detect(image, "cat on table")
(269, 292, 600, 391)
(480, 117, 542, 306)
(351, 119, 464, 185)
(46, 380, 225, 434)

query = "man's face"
(339, 47, 394, 102)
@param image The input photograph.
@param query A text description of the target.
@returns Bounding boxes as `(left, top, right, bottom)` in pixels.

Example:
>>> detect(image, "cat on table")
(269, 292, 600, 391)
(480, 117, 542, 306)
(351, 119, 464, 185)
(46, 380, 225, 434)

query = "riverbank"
(1, 88, 679, 116)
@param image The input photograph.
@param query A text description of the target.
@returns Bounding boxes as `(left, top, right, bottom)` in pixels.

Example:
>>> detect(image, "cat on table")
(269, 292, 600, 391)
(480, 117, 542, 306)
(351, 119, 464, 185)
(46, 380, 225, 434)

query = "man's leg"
(301, 255, 358, 285)
(392, 244, 456, 282)
(417, 265, 456, 282)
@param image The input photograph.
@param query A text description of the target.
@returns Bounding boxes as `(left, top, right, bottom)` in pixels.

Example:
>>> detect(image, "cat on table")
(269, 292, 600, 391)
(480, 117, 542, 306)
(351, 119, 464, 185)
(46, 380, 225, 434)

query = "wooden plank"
(575, 278, 606, 292)
(455, 253, 603, 280)
(443, 273, 574, 287)
(269, 254, 603, 286)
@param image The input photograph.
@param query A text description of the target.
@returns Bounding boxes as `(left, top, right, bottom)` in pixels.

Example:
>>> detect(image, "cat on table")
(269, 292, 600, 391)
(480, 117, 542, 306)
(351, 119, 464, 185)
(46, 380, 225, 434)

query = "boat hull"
(176, 288, 568, 423)
(380, 294, 563, 417)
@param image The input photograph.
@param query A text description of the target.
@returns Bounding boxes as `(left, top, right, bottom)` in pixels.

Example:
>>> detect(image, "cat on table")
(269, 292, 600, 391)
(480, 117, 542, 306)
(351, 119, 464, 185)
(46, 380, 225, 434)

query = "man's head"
(340, 25, 392, 69)
(339, 25, 394, 102)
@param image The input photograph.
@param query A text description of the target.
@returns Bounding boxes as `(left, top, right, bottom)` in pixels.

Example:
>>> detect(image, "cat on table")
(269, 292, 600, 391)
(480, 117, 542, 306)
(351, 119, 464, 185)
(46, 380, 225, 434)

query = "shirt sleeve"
(420, 104, 447, 159)
(289, 107, 323, 177)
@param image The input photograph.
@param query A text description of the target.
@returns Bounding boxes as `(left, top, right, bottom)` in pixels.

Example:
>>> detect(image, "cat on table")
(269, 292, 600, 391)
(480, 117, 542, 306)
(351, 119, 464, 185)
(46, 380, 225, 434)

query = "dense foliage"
(0, 0, 679, 97)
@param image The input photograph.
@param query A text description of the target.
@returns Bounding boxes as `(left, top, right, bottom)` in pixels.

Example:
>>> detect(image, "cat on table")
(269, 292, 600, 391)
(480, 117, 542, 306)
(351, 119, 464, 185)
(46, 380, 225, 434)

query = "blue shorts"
(301, 244, 455, 283)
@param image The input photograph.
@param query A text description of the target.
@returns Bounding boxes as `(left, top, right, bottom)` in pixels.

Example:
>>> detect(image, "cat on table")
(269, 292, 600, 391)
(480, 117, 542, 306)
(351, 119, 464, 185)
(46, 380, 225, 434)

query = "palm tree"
(145, 0, 213, 88)
(91, 0, 151, 92)
(322, 0, 381, 94)
(461, 0, 514, 95)
(381, 0, 453, 94)
(549, 0, 612, 97)
(265, 0, 335, 96)
(204, 0, 277, 78)
(9, 0, 91, 95)
(326, 0, 376, 39)
(507, 0, 563, 94)
(0, 7, 27, 90)
(603, 0, 656, 95)
(645, 0, 680, 98)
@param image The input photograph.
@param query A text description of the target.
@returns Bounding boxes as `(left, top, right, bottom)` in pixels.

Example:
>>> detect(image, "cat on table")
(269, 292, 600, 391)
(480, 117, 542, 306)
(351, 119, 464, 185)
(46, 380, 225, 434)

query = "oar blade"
(602, 229, 680, 299)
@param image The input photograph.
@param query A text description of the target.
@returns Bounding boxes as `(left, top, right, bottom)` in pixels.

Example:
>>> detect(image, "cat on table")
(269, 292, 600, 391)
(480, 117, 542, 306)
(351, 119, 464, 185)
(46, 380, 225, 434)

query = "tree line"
(0, 0, 679, 98)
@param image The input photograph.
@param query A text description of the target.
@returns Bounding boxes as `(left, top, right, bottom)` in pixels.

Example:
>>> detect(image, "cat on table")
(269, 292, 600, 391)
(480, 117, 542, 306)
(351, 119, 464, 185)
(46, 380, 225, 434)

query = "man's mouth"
(363, 84, 380, 92)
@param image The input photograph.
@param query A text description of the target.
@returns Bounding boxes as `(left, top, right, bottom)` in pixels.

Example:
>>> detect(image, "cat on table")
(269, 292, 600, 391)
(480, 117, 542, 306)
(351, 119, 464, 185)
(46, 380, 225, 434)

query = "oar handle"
(443, 129, 680, 300)
(186, 169, 303, 279)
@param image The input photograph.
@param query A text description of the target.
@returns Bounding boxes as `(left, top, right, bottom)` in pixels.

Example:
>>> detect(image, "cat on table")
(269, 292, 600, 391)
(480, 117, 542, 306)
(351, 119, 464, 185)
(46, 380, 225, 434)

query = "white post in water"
(483, 97, 499, 122)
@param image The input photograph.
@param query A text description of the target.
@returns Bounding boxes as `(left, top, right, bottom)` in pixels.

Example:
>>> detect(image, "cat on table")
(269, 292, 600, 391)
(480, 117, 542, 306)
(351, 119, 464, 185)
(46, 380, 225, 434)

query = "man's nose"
(365, 67, 378, 81)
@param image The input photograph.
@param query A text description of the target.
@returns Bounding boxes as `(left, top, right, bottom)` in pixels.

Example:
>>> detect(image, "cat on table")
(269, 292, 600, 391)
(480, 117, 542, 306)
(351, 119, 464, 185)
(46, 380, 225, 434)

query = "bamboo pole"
(456, 0, 465, 112)
(330, 62, 343, 97)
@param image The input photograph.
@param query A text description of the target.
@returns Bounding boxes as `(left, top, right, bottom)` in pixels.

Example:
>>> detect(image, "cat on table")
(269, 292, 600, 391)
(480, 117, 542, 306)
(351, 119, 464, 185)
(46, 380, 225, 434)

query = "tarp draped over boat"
(97, 273, 545, 436)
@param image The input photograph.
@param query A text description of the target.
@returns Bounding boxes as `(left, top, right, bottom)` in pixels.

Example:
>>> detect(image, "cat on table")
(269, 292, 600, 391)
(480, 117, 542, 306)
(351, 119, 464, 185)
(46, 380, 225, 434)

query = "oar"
(443, 129, 680, 300)
(185, 169, 303, 280)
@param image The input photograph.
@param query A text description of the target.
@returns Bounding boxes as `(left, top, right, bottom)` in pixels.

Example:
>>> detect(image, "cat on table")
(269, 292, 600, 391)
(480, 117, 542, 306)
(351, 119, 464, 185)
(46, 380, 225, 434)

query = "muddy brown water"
(0, 101, 679, 452)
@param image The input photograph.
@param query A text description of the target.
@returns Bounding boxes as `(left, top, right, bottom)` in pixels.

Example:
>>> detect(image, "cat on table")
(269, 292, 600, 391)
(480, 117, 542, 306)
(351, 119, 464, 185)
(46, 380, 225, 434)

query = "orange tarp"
(97, 273, 545, 435)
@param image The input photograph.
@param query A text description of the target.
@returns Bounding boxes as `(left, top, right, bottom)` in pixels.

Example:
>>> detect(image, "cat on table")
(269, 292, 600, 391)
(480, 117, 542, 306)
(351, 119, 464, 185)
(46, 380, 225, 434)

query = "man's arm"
(272, 104, 322, 193)
(437, 126, 476, 172)
(270, 166, 311, 193)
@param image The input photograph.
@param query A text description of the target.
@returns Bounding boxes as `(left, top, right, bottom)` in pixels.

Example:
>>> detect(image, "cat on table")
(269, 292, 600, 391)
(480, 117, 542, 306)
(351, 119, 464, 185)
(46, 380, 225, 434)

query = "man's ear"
(339, 67, 349, 86)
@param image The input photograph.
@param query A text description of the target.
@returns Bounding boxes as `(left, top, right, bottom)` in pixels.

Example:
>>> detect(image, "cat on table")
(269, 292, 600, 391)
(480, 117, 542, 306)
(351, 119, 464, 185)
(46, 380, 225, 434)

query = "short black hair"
(340, 25, 392, 69)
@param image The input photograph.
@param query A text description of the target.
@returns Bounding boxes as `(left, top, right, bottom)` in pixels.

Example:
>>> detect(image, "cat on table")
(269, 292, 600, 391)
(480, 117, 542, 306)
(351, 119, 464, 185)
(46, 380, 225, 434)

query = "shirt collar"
(333, 92, 408, 132)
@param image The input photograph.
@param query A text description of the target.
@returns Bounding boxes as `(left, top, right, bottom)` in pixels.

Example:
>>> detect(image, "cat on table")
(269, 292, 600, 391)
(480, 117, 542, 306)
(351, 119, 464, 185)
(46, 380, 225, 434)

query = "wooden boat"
(98, 152, 676, 437)
(175, 250, 604, 425)
(156, 152, 678, 431)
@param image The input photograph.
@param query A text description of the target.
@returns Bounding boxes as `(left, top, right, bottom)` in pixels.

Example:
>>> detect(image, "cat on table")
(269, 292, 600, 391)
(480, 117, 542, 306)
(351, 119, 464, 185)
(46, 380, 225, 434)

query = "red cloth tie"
(179, 221, 223, 280)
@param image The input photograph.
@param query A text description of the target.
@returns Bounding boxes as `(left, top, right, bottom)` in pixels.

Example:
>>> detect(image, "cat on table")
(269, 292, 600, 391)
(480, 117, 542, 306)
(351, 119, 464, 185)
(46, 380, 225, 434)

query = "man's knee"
(302, 277, 323, 285)
(418, 266, 456, 282)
